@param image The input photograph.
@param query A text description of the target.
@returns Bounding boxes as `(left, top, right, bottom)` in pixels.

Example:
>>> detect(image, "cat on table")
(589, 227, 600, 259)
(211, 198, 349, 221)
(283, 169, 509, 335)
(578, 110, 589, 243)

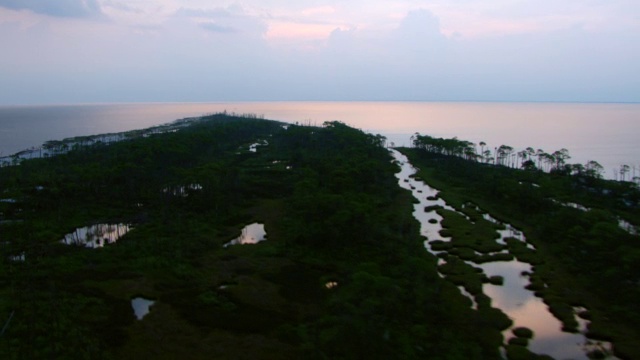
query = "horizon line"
(1, 99, 639, 107)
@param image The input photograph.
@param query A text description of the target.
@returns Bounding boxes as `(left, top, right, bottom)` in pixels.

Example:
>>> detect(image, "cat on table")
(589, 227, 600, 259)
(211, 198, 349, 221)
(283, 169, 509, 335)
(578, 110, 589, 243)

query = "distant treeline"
(411, 133, 638, 183)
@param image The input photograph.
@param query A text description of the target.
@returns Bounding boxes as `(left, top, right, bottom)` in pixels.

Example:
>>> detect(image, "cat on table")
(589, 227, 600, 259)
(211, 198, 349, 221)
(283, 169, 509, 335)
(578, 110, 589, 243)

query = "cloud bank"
(0, 0, 103, 18)
(0, 0, 638, 104)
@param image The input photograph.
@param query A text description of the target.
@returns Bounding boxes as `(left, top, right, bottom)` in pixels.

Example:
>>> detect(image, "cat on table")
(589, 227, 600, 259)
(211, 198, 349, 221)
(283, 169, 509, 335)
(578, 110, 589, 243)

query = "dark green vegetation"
(2, 115, 518, 359)
(402, 138, 640, 360)
(411, 134, 607, 178)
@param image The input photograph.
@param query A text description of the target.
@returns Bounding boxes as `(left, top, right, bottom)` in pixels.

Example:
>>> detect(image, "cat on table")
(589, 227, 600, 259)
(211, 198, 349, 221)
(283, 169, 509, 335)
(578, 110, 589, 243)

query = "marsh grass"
(424, 205, 442, 212)
(505, 344, 554, 360)
(507, 337, 529, 346)
(486, 275, 505, 285)
(438, 256, 485, 295)
(505, 237, 543, 265)
(474, 253, 515, 263)
(437, 209, 505, 254)
(512, 327, 534, 338)
(429, 240, 452, 251)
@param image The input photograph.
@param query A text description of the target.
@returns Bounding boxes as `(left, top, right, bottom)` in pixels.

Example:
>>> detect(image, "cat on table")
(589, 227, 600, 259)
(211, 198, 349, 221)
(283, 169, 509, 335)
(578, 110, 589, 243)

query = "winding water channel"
(391, 149, 618, 360)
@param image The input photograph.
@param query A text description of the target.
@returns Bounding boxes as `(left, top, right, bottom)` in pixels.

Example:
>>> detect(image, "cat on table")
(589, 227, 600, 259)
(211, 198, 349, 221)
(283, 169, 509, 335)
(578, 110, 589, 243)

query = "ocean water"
(0, 102, 638, 178)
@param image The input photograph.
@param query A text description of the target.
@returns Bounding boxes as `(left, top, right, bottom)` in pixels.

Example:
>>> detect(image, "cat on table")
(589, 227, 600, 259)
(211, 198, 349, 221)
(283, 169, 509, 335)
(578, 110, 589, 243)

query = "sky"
(0, 0, 639, 104)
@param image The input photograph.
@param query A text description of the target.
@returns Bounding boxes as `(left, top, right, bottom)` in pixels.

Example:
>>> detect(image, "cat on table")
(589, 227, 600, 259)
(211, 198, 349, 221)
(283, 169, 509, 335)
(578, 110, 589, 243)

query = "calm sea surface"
(0, 102, 638, 178)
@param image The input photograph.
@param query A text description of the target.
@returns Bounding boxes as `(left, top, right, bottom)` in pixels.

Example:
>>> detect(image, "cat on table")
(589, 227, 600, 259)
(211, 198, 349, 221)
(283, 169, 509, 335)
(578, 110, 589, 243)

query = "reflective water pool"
(60, 223, 131, 248)
(223, 223, 267, 247)
(131, 297, 155, 320)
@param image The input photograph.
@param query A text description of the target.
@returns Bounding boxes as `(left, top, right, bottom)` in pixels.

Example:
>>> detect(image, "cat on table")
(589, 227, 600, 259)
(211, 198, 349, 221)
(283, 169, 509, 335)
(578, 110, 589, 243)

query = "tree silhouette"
(620, 164, 630, 181)
(496, 145, 513, 166)
(552, 148, 571, 171)
(517, 150, 528, 168)
(521, 159, 537, 171)
(483, 149, 493, 164)
(525, 147, 535, 161)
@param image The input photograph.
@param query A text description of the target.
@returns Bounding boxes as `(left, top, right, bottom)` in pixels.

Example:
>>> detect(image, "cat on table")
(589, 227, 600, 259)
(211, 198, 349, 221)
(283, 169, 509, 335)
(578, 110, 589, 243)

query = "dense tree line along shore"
(0, 114, 638, 359)
(410, 133, 639, 182)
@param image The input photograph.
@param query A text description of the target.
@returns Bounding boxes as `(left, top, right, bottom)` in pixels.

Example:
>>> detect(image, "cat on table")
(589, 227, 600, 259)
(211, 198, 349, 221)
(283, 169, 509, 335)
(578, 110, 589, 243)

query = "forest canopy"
(0, 115, 638, 359)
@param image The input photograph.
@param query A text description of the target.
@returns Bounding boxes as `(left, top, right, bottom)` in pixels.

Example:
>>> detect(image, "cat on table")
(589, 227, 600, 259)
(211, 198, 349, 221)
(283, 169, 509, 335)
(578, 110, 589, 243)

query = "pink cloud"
(266, 21, 344, 41)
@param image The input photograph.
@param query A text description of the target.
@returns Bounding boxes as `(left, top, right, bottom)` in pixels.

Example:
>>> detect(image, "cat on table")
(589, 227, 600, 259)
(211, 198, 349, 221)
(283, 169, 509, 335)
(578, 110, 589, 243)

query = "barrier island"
(0, 114, 637, 359)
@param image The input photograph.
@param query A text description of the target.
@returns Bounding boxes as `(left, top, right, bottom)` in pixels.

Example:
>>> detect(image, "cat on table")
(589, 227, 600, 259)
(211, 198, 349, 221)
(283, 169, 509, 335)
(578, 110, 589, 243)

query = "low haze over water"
(1, 102, 638, 178)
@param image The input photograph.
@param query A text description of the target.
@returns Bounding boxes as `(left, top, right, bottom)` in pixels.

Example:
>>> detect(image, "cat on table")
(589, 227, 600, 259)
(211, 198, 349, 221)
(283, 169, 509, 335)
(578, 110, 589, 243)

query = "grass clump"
(438, 256, 485, 295)
(512, 327, 534, 339)
(486, 275, 504, 286)
(507, 337, 529, 346)
(438, 209, 505, 254)
(424, 204, 442, 212)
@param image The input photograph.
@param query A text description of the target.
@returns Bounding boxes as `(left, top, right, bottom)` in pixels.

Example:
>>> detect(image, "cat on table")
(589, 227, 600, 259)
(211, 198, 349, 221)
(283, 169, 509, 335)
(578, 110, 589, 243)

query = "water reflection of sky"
(224, 223, 266, 247)
(485, 277, 616, 359)
(131, 297, 155, 320)
(392, 149, 619, 360)
(480, 261, 532, 310)
(60, 224, 131, 248)
(393, 154, 457, 243)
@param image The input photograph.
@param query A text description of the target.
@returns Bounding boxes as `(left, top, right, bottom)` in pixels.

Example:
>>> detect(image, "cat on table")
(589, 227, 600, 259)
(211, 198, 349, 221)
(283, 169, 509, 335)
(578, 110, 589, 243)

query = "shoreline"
(0, 117, 200, 167)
